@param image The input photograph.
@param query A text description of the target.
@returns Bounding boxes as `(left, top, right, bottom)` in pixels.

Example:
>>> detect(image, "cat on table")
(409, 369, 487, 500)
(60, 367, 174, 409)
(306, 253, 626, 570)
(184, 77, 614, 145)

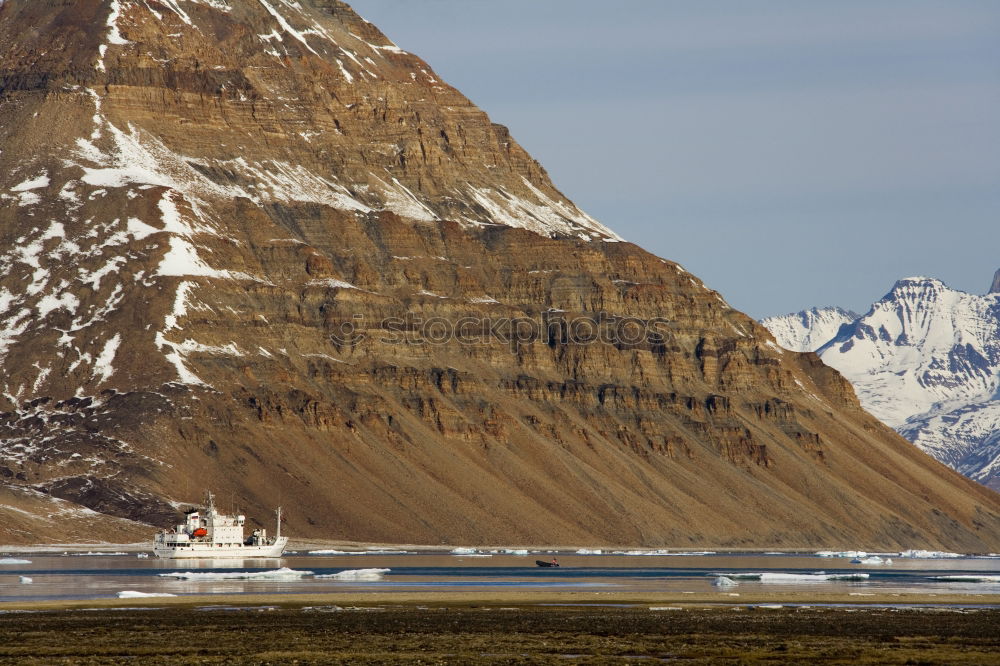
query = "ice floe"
(710, 572, 869, 583)
(0, 558, 32, 564)
(158, 567, 312, 580)
(19, 576, 32, 584)
(816, 550, 869, 558)
(612, 549, 715, 556)
(575, 549, 603, 555)
(449, 547, 478, 555)
(712, 576, 738, 587)
(67, 551, 128, 556)
(851, 556, 892, 565)
(897, 550, 965, 559)
(117, 591, 177, 598)
(931, 575, 1000, 583)
(314, 568, 390, 581)
(307, 549, 412, 555)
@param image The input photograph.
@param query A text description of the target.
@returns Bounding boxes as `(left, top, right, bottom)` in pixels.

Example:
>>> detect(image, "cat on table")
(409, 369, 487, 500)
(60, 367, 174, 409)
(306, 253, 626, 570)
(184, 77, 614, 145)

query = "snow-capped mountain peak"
(762, 270, 1000, 490)
(760, 306, 858, 353)
(818, 276, 999, 427)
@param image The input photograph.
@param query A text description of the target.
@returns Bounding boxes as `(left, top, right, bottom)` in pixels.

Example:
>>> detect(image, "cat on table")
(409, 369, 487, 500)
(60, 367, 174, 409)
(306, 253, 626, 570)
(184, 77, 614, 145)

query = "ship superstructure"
(153, 492, 287, 558)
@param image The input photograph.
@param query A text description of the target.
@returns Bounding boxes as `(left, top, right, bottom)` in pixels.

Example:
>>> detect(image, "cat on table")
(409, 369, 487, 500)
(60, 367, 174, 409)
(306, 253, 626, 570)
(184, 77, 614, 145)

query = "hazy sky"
(352, 1, 1000, 318)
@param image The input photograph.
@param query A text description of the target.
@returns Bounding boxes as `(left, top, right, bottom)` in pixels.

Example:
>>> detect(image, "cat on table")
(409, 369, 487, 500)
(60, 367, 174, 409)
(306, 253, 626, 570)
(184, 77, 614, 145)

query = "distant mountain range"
(762, 270, 1000, 490)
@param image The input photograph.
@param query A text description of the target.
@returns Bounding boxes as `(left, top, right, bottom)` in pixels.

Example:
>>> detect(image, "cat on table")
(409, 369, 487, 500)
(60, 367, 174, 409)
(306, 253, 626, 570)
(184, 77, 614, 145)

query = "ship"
(153, 492, 288, 558)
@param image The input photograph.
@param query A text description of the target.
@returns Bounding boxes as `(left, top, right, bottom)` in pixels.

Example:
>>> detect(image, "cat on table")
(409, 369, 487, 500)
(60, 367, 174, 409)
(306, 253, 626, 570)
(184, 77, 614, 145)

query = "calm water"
(1, 550, 999, 603)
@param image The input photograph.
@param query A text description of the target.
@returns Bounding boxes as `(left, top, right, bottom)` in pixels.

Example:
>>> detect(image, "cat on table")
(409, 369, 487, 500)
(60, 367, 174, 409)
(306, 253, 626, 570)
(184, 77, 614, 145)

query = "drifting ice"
(711, 572, 869, 583)
(931, 575, 1000, 583)
(315, 568, 390, 581)
(309, 549, 412, 555)
(117, 591, 177, 598)
(852, 556, 892, 565)
(158, 567, 312, 580)
(0, 558, 31, 564)
(898, 550, 964, 559)
(816, 551, 867, 559)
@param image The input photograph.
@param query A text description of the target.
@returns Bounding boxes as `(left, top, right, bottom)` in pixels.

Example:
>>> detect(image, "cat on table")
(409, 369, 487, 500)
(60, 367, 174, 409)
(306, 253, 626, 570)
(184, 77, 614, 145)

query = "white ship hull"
(154, 536, 288, 559)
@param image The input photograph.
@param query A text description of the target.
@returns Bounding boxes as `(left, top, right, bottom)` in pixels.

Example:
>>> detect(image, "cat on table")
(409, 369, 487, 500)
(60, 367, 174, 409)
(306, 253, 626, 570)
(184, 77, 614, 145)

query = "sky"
(352, 1, 1000, 318)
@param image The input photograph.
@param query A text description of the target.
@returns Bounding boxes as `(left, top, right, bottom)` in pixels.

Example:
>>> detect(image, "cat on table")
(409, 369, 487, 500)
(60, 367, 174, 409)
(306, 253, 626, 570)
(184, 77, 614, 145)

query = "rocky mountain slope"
(763, 275, 1000, 490)
(2, 0, 1000, 549)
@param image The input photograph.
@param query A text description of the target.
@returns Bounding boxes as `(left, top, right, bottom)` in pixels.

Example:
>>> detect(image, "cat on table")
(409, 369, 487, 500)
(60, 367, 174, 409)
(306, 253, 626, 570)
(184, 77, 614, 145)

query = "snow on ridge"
(465, 181, 620, 241)
(257, 0, 320, 56)
(761, 306, 858, 353)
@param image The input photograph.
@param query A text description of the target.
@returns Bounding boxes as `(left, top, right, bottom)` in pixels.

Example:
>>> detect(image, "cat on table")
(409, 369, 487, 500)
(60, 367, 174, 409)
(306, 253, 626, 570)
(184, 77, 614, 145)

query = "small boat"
(535, 559, 560, 567)
(153, 491, 288, 559)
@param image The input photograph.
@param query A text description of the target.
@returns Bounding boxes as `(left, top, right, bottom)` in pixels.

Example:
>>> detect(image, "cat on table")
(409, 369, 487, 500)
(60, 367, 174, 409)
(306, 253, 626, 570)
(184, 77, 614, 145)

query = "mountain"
(761, 307, 858, 354)
(2, 0, 1000, 549)
(763, 276, 1000, 490)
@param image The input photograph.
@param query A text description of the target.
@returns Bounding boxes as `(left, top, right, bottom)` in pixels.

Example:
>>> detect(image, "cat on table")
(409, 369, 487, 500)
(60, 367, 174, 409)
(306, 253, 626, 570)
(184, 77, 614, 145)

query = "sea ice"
(68, 552, 128, 556)
(898, 550, 965, 559)
(576, 549, 602, 555)
(314, 568, 390, 581)
(851, 556, 892, 565)
(759, 572, 868, 583)
(712, 576, 738, 587)
(117, 591, 177, 598)
(19, 576, 32, 584)
(710, 572, 869, 583)
(158, 567, 312, 580)
(931, 575, 1000, 583)
(450, 547, 478, 555)
(816, 550, 868, 558)
(0, 558, 32, 564)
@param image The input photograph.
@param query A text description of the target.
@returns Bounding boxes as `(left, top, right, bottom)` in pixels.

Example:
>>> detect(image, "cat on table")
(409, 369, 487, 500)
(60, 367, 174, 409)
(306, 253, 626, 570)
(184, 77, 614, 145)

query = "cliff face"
(2, 0, 1000, 549)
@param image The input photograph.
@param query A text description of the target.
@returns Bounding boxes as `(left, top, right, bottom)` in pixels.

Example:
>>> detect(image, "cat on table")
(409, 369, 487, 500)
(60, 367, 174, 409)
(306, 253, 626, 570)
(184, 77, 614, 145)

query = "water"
(1, 550, 998, 603)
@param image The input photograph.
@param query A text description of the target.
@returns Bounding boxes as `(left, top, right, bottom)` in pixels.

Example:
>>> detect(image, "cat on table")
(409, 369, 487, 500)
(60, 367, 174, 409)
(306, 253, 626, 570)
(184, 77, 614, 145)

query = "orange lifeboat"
(192, 527, 208, 538)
